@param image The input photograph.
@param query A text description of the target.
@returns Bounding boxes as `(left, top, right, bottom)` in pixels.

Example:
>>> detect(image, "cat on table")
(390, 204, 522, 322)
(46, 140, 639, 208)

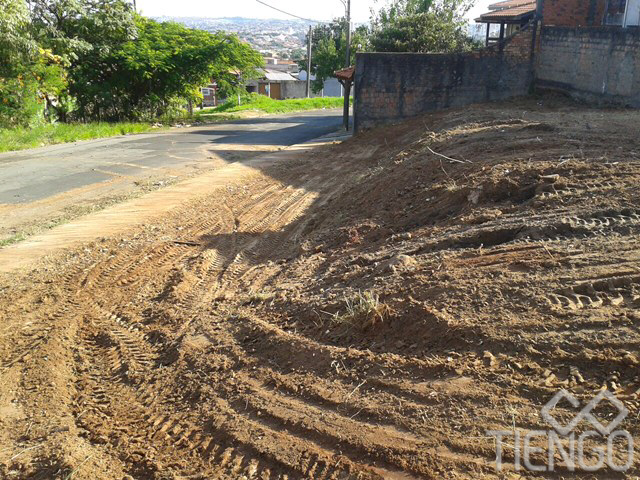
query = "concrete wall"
(281, 81, 313, 99)
(298, 72, 344, 97)
(323, 78, 343, 98)
(536, 26, 640, 106)
(354, 26, 535, 132)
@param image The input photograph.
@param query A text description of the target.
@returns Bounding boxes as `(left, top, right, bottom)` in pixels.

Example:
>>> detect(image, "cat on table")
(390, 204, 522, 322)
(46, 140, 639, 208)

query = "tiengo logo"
(487, 389, 635, 472)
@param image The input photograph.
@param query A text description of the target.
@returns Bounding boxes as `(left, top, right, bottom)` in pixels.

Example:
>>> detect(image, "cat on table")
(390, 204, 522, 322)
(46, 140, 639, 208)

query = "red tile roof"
(488, 0, 537, 10)
(477, 0, 536, 22)
(334, 66, 355, 83)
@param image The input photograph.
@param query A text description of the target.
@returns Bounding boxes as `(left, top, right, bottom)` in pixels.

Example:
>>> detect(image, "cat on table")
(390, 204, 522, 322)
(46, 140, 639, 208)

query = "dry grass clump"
(332, 291, 391, 329)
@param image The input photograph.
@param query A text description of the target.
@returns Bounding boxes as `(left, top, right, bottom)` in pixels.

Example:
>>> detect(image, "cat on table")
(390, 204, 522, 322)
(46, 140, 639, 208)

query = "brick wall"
(354, 26, 535, 132)
(536, 26, 640, 106)
(542, 0, 606, 27)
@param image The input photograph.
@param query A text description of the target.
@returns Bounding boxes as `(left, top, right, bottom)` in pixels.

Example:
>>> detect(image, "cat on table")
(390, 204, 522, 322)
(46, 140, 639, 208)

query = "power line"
(255, 0, 324, 23)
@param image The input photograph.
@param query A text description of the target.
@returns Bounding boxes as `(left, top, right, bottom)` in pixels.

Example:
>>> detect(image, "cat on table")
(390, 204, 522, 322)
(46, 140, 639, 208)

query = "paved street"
(0, 110, 343, 205)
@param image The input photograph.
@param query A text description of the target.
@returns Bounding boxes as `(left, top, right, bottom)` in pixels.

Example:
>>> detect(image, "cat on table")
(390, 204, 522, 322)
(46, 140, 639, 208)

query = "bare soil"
(0, 139, 280, 246)
(2, 95, 640, 479)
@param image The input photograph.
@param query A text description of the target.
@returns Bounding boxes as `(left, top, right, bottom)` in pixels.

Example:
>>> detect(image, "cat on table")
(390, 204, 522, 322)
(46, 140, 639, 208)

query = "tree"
(0, 0, 67, 127)
(27, 0, 136, 60)
(369, 0, 477, 53)
(22, 0, 136, 121)
(300, 19, 368, 94)
(1, 1, 263, 124)
(70, 17, 263, 120)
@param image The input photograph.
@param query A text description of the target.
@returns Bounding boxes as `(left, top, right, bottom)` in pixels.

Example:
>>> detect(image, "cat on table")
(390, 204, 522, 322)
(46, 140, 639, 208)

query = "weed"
(0, 233, 27, 248)
(332, 290, 391, 329)
(243, 290, 275, 305)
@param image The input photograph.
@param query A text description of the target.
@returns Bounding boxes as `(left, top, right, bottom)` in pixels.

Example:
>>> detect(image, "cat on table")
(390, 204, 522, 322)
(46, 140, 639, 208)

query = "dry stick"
(10, 443, 43, 461)
(439, 159, 451, 179)
(542, 244, 555, 260)
(350, 408, 364, 419)
(65, 454, 94, 480)
(426, 146, 470, 164)
(345, 380, 366, 402)
(172, 240, 201, 247)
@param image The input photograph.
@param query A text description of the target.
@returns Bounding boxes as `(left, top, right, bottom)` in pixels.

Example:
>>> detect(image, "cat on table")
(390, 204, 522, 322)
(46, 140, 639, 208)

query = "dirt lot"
(1, 95, 640, 479)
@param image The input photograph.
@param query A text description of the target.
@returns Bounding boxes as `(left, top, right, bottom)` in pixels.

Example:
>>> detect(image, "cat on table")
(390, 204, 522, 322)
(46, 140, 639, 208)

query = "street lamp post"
(339, 0, 351, 131)
(306, 26, 313, 98)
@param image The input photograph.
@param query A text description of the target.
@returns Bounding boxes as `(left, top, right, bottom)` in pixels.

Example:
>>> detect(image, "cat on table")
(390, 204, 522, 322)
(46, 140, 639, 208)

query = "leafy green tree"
(27, 0, 136, 60)
(71, 17, 263, 120)
(1, 1, 263, 124)
(1, 0, 36, 63)
(0, 0, 67, 126)
(300, 19, 369, 94)
(369, 0, 477, 53)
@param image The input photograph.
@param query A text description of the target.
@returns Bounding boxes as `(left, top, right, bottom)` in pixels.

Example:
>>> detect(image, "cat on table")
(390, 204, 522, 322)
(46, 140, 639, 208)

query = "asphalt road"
(0, 110, 343, 205)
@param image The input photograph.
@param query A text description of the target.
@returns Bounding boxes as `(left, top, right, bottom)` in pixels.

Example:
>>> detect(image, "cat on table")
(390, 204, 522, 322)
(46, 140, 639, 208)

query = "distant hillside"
(152, 17, 308, 59)
(153, 16, 484, 59)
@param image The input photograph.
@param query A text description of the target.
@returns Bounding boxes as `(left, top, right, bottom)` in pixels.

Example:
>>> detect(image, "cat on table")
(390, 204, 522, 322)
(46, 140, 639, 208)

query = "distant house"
(200, 81, 218, 107)
(263, 57, 300, 74)
(476, 0, 537, 46)
(246, 68, 307, 99)
(476, 0, 640, 41)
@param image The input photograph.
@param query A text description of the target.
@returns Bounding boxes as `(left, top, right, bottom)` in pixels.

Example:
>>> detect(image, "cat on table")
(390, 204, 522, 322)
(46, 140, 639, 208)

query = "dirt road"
(1, 96, 640, 479)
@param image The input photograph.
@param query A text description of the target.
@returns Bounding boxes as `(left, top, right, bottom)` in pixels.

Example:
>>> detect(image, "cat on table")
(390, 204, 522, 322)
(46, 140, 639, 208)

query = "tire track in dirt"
(8, 103, 640, 478)
(54, 162, 418, 479)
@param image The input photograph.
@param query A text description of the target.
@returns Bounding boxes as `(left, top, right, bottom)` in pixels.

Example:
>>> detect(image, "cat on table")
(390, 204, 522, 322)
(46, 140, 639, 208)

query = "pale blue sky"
(137, 0, 494, 23)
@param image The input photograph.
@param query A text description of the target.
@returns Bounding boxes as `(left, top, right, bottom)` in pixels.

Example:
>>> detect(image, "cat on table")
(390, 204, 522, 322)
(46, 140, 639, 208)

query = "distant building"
(246, 69, 304, 99)
(297, 71, 343, 98)
(263, 57, 300, 74)
(475, 0, 537, 46)
(243, 68, 344, 100)
(200, 81, 218, 107)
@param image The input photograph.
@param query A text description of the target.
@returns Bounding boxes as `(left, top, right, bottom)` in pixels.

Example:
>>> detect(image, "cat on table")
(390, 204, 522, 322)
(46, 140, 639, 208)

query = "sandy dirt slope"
(1, 95, 640, 479)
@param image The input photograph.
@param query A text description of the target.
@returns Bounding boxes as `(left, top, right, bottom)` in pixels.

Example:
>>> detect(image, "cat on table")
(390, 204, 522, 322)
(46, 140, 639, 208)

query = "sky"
(136, 0, 494, 23)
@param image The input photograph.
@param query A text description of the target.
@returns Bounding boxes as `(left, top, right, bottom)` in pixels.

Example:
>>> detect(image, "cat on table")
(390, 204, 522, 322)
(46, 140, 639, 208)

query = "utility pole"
(133, 0, 136, 12)
(306, 26, 313, 98)
(342, 0, 351, 131)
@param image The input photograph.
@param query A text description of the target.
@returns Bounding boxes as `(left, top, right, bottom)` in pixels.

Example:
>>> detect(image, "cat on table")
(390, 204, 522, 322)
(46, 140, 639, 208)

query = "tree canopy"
(303, 0, 479, 92)
(301, 19, 368, 94)
(369, 0, 477, 53)
(0, 0, 263, 126)
(70, 18, 262, 120)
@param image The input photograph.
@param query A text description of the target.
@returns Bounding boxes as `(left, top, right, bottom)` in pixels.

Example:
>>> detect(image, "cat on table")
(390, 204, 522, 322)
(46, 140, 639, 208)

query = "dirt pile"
(2, 95, 640, 479)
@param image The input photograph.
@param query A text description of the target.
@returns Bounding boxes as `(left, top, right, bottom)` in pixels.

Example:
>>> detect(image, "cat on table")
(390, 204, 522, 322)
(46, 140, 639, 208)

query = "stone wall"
(536, 26, 640, 106)
(354, 26, 535, 132)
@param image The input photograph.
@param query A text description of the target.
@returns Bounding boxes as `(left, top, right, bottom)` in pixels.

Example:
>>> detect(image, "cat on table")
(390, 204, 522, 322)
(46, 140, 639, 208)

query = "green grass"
(0, 96, 348, 152)
(0, 122, 157, 153)
(208, 94, 349, 115)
